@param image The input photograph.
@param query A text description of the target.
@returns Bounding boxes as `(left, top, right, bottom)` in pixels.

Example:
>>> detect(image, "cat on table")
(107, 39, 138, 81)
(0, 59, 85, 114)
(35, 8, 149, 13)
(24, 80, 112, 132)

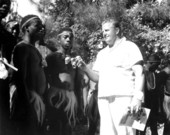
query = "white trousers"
(98, 96, 136, 135)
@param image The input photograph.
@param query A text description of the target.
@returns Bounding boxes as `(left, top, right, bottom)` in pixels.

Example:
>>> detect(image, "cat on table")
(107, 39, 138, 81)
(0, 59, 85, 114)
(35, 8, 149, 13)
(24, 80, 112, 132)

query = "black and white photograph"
(0, 0, 170, 135)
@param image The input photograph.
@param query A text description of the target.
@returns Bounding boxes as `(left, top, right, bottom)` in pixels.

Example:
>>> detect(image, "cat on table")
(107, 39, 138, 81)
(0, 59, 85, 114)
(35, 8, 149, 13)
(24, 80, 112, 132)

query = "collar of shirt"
(106, 37, 126, 53)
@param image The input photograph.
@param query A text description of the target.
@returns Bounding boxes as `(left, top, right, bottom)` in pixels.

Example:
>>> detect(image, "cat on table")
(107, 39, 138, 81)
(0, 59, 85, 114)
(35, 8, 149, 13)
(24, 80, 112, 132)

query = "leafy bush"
(125, 1, 170, 61)
(22, 0, 170, 64)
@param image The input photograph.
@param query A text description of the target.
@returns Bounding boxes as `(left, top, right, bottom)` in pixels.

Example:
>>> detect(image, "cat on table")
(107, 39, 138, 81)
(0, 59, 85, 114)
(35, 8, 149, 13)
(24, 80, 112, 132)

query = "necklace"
(147, 72, 156, 90)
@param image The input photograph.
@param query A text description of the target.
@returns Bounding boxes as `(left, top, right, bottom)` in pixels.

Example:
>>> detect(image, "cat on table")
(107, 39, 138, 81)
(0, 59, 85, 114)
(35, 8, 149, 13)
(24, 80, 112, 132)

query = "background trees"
(7, 0, 170, 64)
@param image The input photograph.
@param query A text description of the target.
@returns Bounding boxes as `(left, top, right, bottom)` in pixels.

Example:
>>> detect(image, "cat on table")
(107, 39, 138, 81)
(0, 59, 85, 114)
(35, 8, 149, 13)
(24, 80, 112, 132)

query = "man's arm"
(76, 58, 99, 83)
(83, 66, 99, 83)
(133, 64, 144, 99)
(130, 64, 144, 112)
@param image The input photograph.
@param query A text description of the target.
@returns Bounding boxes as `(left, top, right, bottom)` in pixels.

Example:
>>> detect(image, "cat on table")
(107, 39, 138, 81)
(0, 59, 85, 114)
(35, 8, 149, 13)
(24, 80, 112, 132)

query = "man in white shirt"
(76, 17, 144, 135)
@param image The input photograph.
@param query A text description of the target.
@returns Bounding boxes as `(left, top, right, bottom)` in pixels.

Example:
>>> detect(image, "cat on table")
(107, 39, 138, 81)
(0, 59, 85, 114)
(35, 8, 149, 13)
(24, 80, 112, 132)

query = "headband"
(21, 16, 39, 29)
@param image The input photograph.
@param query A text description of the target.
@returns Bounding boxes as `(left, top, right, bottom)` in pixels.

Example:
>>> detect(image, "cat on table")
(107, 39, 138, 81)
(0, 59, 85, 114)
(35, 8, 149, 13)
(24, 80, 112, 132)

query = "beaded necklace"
(147, 72, 156, 90)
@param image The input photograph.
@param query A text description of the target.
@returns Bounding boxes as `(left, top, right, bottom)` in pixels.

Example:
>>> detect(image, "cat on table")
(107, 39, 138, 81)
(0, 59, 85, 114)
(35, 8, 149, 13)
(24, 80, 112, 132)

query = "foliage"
(125, 1, 170, 62)
(36, 0, 170, 63)
(7, 0, 170, 64)
(71, 23, 90, 63)
(70, 0, 125, 62)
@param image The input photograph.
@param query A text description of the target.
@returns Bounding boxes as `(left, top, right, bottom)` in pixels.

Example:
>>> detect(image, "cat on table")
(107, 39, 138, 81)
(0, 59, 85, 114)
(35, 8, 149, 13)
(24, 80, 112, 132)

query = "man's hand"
(75, 56, 87, 71)
(30, 91, 45, 126)
(129, 97, 142, 113)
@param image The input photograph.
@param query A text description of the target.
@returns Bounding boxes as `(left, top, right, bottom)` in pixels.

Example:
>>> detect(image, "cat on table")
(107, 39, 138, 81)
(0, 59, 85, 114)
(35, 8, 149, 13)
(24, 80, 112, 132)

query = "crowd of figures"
(0, 0, 99, 135)
(137, 54, 170, 135)
(1, 0, 170, 135)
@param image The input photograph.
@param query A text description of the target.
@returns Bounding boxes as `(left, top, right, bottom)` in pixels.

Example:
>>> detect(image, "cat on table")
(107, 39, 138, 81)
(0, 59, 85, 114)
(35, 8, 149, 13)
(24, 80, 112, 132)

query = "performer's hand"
(75, 56, 87, 71)
(30, 91, 45, 126)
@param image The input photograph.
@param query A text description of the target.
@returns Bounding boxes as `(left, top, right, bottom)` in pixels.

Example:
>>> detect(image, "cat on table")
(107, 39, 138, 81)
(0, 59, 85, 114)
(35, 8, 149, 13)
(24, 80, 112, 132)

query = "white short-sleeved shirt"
(93, 37, 143, 97)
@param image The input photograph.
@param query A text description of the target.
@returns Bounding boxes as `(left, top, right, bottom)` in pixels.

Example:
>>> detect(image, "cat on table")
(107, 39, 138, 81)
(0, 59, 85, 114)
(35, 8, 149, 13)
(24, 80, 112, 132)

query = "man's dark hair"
(57, 27, 74, 41)
(58, 27, 73, 35)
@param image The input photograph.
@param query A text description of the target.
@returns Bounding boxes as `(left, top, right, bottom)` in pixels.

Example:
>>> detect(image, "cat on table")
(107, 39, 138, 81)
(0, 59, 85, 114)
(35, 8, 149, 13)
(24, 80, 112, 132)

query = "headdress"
(20, 15, 39, 30)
